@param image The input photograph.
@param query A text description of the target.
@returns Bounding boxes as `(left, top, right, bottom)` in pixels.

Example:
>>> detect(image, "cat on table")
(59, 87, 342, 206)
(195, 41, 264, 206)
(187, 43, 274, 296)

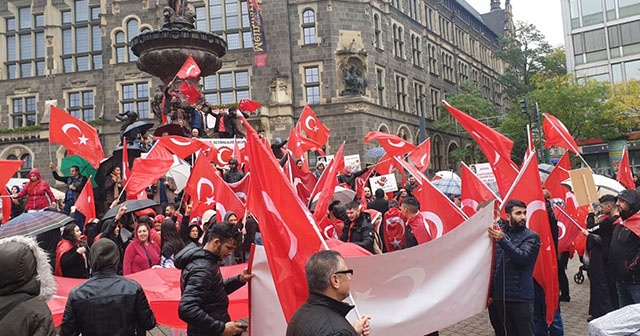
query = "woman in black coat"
(55, 222, 90, 278)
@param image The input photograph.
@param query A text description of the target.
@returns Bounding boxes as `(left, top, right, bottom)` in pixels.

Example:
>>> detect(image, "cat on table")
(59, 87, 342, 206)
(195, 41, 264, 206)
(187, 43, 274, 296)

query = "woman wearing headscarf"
(13, 169, 55, 211)
(9, 185, 25, 218)
(55, 222, 90, 278)
(123, 222, 161, 275)
(179, 202, 203, 246)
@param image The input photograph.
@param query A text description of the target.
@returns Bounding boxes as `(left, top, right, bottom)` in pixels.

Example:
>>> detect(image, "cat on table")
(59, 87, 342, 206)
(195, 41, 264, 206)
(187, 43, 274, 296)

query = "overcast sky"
(465, 0, 565, 47)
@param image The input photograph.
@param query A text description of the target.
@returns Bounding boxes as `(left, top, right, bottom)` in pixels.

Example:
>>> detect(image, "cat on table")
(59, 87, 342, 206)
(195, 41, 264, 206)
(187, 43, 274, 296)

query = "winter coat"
(0, 236, 56, 336)
(340, 211, 376, 254)
(16, 168, 56, 211)
(55, 239, 90, 279)
(223, 168, 245, 184)
(60, 271, 156, 336)
(174, 244, 245, 336)
(150, 176, 177, 206)
(610, 212, 640, 283)
(286, 292, 358, 336)
(490, 219, 541, 302)
(367, 198, 389, 216)
(52, 171, 88, 205)
(122, 238, 160, 275)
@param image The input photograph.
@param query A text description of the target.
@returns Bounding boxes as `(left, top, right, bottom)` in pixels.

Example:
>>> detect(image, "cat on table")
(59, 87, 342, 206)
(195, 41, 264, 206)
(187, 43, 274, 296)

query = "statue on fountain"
(163, 0, 196, 29)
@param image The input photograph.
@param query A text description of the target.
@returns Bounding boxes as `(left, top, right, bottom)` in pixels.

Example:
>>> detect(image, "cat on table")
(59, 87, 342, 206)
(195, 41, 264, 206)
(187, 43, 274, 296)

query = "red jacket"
(123, 239, 160, 275)
(16, 168, 55, 211)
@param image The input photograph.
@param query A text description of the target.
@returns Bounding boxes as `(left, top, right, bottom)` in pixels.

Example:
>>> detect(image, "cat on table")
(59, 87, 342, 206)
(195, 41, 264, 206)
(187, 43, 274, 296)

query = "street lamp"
(419, 94, 427, 142)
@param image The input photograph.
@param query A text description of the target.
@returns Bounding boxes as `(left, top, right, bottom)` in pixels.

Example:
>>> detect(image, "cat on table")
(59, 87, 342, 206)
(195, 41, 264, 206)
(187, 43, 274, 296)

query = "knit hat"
(91, 239, 120, 272)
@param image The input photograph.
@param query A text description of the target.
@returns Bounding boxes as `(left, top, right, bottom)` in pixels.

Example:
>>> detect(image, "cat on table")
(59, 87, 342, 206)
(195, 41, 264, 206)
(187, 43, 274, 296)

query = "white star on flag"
(78, 134, 89, 145)
(205, 196, 215, 206)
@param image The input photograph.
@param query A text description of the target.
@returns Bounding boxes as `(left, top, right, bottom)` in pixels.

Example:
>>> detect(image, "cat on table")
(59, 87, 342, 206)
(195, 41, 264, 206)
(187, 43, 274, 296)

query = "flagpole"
(553, 204, 583, 230)
(498, 152, 536, 211)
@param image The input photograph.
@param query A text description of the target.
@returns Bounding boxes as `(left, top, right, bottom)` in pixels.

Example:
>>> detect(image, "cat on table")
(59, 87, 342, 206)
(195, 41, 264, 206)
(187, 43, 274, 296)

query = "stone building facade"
(0, 0, 512, 185)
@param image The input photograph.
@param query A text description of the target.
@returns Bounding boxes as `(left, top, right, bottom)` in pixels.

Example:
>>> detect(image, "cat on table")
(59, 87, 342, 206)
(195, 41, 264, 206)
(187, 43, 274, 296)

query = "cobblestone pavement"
(149, 257, 590, 336)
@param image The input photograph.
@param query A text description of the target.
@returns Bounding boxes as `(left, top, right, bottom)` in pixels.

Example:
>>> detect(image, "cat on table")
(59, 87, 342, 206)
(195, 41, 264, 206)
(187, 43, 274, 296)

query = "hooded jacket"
(16, 168, 56, 211)
(0, 235, 56, 336)
(122, 226, 161, 275)
(610, 189, 640, 283)
(174, 244, 245, 336)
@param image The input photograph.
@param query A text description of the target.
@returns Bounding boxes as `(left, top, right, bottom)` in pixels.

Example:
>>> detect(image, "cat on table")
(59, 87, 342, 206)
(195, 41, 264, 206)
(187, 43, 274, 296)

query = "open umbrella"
(153, 123, 189, 137)
(0, 211, 75, 239)
(141, 153, 191, 193)
(561, 174, 625, 198)
(61, 155, 98, 188)
(432, 170, 462, 195)
(364, 146, 386, 158)
(95, 145, 143, 187)
(122, 121, 155, 139)
(309, 186, 356, 211)
(102, 199, 158, 220)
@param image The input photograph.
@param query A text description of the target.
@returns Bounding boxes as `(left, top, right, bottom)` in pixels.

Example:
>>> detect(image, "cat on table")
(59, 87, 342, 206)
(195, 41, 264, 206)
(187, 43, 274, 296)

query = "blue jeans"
(616, 282, 640, 307)
(533, 282, 564, 336)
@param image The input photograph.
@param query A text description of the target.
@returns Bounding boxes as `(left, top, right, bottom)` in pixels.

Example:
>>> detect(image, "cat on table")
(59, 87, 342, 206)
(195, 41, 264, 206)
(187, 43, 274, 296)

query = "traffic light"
(519, 98, 529, 115)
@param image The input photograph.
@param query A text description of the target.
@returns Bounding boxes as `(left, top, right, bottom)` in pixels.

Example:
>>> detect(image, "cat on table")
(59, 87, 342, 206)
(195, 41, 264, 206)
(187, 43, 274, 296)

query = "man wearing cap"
(223, 159, 245, 183)
(609, 189, 640, 307)
(60, 239, 156, 336)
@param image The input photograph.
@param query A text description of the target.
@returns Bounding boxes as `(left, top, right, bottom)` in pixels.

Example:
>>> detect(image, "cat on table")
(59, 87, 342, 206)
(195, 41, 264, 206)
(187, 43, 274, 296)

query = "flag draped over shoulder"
(242, 117, 325, 321)
(49, 106, 104, 168)
(543, 113, 581, 154)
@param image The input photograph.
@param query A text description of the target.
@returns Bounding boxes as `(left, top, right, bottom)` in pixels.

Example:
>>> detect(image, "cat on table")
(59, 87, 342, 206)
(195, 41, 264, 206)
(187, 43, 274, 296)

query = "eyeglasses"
(334, 269, 354, 276)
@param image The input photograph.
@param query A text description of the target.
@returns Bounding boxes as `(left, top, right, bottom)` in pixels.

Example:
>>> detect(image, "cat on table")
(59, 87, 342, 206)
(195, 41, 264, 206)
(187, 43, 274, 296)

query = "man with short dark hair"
(609, 189, 640, 307)
(50, 163, 88, 225)
(400, 197, 432, 248)
(367, 189, 389, 216)
(223, 158, 245, 183)
(61, 238, 156, 336)
(487, 199, 541, 336)
(175, 222, 253, 336)
(340, 201, 376, 254)
(286, 250, 371, 336)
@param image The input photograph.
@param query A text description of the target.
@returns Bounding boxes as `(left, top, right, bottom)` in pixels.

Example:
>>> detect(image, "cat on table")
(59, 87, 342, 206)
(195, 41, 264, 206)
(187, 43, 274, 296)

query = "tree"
(499, 110, 529, 164)
(607, 80, 640, 136)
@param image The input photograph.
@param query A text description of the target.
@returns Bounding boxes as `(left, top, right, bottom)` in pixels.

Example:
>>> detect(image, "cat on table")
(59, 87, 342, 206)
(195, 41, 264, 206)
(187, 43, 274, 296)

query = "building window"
(458, 61, 469, 82)
(430, 88, 440, 119)
(302, 9, 317, 44)
(376, 67, 385, 106)
(61, 1, 102, 72)
(68, 90, 95, 121)
(581, 0, 604, 26)
(439, 17, 451, 42)
(414, 82, 425, 116)
(7, 153, 33, 178)
(442, 51, 454, 82)
(395, 74, 407, 112)
(113, 19, 149, 64)
(5, 8, 46, 79)
(373, 14, 382, 49)
(428, 44, 438, 75)
(426, 6, 435, 31)
(393, 24, 404, 58)
(120, 82, 150, 119)
(203, 70, 251, 105)
(391, 0, 400, 9)
(11, 96, 37, 128)
(196, 0, 251, 50)
(411, 34, 422, 67)
(304, 67, 321, 105)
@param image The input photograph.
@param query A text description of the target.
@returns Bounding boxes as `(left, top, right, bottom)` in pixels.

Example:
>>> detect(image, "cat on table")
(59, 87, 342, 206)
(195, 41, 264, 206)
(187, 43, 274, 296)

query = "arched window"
(19, 153, 32, 178)
(115, 31, 126, 63)
(302, 9, 316, 44)
(373, 14, 381, 48)
(126, 19, 139, 61)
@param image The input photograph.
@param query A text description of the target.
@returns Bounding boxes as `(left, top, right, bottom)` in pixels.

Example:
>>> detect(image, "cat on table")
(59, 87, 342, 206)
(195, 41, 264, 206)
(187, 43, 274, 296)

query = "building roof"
(481, 9, 507, 37)
(456, 0, 484, 22)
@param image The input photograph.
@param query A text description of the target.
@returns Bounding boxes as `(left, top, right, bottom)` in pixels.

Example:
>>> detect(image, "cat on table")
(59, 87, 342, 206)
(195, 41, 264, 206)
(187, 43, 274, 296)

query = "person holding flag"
(488, 199, 541, 336)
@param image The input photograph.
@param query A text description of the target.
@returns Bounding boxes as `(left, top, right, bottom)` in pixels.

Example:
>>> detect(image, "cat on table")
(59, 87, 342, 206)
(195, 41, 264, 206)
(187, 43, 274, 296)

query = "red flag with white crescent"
(156, 136, 209, 160)
(296, 105, 330, 146)
(413, 180, 468, 239)
(74, 180, 96, 220)
(460, 163, 498, 217)
(184, 153, 217, 218)
(382, 207, 405, 252)
(49, 106, 104, 168)
(210, 167, 245, 221)
(176, 55, 201, 79)
(364, 132, 418, 157)
(408, 138, 431, 171)
(543, 113, 581, 154)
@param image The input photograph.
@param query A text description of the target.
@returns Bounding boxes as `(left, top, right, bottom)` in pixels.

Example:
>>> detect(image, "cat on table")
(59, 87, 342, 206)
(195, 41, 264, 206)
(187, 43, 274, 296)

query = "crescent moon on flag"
(387, 139, 406, 148)
(385, 216, 405, 237)
(422, 211, 444, 239)
(262, 191, 298, 259)
(557, 221, 566, 240)
(419, 154, 428, 168)
(185, 65, 197, 76)
(216, 202, 227, 218)
(323, 224, 335, 239)
(169, 137, 193, 146)
(461, 198, 479, 214)
(196, 177, 214, 200)
(304, 116, 316, 131)
(235, 192, 247, 203)
(526, 200, 547, 229)
(62, 123, 82, 135)
(217, 147, 232, 165)
(384, 267, 426, 297)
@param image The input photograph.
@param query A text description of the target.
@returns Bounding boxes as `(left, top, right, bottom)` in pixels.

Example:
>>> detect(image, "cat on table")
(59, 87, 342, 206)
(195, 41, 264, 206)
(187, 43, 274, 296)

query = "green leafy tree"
(499, 110, 529, 164)
(607, 80, 640, 136)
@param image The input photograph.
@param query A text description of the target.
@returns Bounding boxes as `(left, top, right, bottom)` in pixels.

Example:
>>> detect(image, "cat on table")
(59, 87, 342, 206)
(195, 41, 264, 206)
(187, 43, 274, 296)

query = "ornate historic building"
(0, 0, 512, 183)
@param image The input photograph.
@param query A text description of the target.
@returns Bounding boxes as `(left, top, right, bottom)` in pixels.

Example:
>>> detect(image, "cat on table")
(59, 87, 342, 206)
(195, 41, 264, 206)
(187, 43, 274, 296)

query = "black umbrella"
(122, 121, 155, 139)
(95, 145, 143, 187)
(153, 123, 189, 137)
(102, 199, 159, 220)
(0, 211, 75, 239)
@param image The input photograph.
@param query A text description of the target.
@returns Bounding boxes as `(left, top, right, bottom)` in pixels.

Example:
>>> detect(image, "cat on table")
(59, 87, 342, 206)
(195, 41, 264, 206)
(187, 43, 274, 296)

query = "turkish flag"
(383, 207, 405, 252)
(179, 81, 201, 105)
(618, 147, 635, 190)
(543, 113, 581, 154)
(374, 154, 395, 175)
(502, 153, 558, 325)
(297, 105, 330, 146)
(312, 144, 345, 226)
(237, 99, 262, 113)
(202, 143, 234, 167)
(1, 187, 11, 224)
(156, 136, 208, 160)
(543, 152, 572, 200)
(288, 127, 325, 157)
(210, 167, 245, 221)
(364, 132, 418, 157)
(228, 173, 250, 204)
(317, 217, 342, 239)
(283, 153, 317, 205)
(413, 181, 468, 239)
(233, 137, 245, 168)
(242, 116, 324, 321)
(122, 139, 129, 187)
(460, 163, 498, 217)
(126, 144, 174, 199)
(74, 181, 96, 220)
(408, 138, 431, 171)
(0, 160, 24, 189)
(394, 156, 429, 185)
(184, 153, 217, 218)
(554, 204, 585, 254)
(49, 106, 104, 168)
(176, 55, 201, 79)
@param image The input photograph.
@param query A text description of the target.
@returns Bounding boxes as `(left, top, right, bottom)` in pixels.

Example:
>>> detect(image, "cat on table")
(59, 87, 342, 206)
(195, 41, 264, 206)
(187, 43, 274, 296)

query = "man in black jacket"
(367, 188, 389, 216)
(61, 238, 156, 336)
(609, 189, 640, 307)
(286, 250, 371, 336)
(340, 201, 376, 254)
(175, 222, 253, 336)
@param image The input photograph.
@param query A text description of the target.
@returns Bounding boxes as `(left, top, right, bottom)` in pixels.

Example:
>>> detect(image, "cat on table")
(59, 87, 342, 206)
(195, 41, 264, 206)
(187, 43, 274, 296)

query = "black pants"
(558, 251, 570, 299)
(588, 246, 615, 318)
(489, 300, 534, 336)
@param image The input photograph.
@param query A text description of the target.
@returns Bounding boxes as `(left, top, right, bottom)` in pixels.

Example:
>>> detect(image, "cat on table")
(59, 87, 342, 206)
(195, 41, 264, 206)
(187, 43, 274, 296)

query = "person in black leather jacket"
(286, 250, 371, 336)
(487, 199, 541, 336)
(175, 222, 253, 336)
(340, 201, 376, 254)
(60, 238, 156, 336)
